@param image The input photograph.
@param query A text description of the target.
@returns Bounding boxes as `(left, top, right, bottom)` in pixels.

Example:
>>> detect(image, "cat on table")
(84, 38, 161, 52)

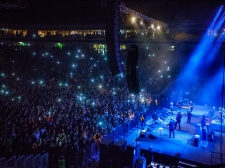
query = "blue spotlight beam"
(210, 5, 224, 30)
(204, 36, 225, 65)
(177, 5, 224, 81)
(214, 13, 225, 32)
(213, 11, 225, 30)
(169, 5, 224, 99)
(204, 14, 225, 65)
(198, 67, 223, 106)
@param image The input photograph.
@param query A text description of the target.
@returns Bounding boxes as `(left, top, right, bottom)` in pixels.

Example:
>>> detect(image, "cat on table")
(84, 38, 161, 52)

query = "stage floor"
(123, 105, 225, 166)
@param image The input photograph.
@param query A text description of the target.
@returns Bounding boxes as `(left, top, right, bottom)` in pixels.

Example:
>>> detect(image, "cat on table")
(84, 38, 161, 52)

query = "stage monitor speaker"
(126, 44, 139, 95)
(99, 139, 114, 168)
(105, 0, 123, 76)
(112, 139, 127, 168)
(193, 135, 200, 147)
(124, 142, 140, 168)
(149, 133, 157, 140)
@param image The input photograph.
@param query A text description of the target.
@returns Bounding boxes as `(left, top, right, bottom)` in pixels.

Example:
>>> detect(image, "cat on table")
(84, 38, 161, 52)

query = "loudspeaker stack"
(112, 139, 127, 168)
(105, 0, 123, 76)
(99, 139, 114, 168)
(126, 44, 139, 95)
(124, 142, 141, 168)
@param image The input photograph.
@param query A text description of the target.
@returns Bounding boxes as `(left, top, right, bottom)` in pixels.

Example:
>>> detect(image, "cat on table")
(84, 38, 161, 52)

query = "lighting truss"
(120, 3, 168, 28)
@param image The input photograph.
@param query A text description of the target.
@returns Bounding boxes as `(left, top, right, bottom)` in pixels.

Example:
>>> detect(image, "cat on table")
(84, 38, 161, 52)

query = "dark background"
(0, 0, 222, 24)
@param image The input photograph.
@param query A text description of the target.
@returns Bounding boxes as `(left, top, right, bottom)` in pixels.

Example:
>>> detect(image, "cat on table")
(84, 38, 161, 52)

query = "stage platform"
(211, 123, 225, 133)
(122, 105, 225, 166)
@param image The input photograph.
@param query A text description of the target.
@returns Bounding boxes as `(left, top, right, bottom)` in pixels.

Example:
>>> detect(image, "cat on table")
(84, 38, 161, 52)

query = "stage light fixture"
(131, 17, 136, 24)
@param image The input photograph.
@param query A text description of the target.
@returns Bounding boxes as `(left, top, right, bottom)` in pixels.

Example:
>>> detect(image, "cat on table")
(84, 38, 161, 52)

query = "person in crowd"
(169, 118, 175, 138)
(140, 114, 145, 129)
(175, 112, 182, 130)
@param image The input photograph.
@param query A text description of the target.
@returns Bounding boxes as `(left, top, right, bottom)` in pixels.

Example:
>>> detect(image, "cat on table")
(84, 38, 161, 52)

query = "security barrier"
(0, 153, 49, 168)
(0, 157, 6, 167)
(26, 155, 33, 168)
(41, 153, 48, 168)
(17, 155, 25, 168)
(88, 142, 97, 158)
(6, 156, 16, 167)
(34, 154, 41, 168)
(103, 112, 145, 141)
(0, 111, 149, 168)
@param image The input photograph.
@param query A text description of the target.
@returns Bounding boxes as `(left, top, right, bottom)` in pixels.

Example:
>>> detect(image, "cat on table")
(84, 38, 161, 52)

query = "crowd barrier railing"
(17, 155, 25, 168)
(41, 153, 48, 168)
(102, 112, 146, 141)
(34, 154, 41, 168)
(0, 153, 48, 168)
(6, 156, 16, 167)
(0, 112, 149, 167)
(25, 155, 33, 168)
(0, 157, 6, 167)
(88, 142, 97, 158)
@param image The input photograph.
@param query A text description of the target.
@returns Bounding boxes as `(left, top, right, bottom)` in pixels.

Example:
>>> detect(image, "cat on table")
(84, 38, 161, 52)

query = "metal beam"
(120, 3, 168, 28)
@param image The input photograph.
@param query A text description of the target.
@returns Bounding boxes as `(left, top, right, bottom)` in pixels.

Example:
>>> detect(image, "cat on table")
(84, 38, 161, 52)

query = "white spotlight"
(131, 17, 136, 24)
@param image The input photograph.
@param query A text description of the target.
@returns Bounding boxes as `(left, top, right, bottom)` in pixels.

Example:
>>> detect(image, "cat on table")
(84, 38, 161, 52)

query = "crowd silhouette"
(0, 43, 176, 166)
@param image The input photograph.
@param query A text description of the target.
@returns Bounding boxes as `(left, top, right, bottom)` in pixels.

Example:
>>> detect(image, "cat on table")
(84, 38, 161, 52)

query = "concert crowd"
(0, 43, 176, 162)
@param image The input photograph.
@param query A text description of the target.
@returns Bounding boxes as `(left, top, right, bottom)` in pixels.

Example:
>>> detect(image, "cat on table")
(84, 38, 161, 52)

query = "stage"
(121, 105, 225, 166)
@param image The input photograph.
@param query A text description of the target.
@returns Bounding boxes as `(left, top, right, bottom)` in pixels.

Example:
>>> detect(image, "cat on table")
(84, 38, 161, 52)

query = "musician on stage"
(189, 100, 194, 112)
(177, 100, 183, 112)
(170, 101, 175, 111)
(169, 118, 175, 138)
(201, 115, 206, 130)
(187, 109, 192, 124)
(152, 112, 158, 121)
(175, 112, 182, 130)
